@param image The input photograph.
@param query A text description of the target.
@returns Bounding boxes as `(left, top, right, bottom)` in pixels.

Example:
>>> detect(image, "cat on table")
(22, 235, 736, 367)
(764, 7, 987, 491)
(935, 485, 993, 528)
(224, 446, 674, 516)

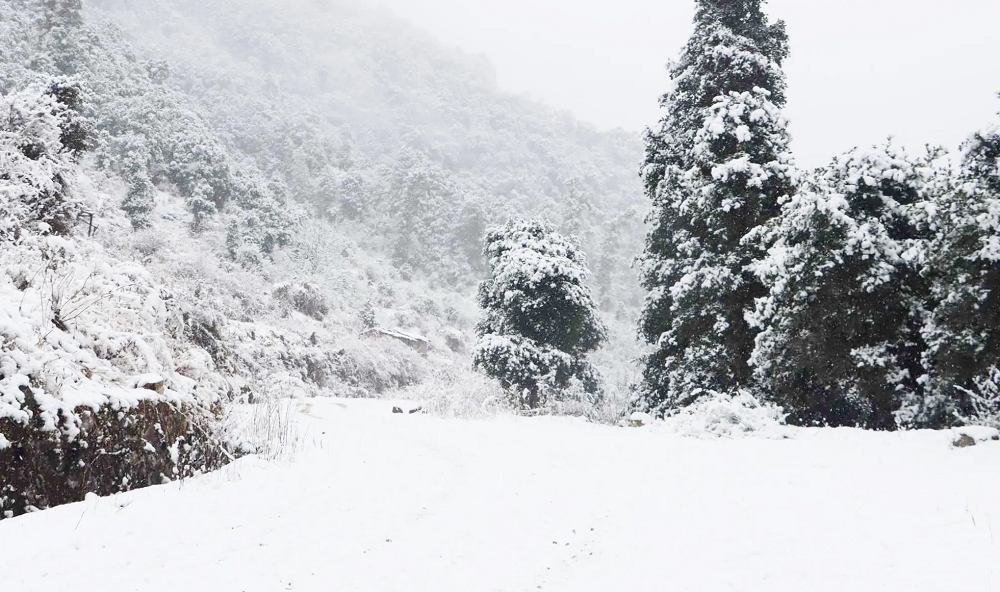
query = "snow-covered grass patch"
(220, 397, 301, 462)
(387, 365, 511, 420)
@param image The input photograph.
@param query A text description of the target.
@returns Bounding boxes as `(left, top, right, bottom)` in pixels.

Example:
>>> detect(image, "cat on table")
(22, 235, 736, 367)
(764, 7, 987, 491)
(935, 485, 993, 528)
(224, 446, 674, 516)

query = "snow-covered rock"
(951, 425, 1000, 447)
(629, 411, 652, 427)
(134, 374, 166, 394)
(391, 400, 424, 415)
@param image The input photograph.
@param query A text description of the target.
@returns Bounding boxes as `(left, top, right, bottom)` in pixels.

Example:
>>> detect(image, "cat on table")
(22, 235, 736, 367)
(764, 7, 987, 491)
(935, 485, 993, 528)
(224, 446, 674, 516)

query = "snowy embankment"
(1, 399, 998, 592)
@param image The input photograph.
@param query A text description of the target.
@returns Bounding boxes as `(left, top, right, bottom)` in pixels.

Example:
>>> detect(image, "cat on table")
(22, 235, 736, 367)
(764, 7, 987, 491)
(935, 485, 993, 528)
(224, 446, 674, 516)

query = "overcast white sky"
(374, 0, 999, 168)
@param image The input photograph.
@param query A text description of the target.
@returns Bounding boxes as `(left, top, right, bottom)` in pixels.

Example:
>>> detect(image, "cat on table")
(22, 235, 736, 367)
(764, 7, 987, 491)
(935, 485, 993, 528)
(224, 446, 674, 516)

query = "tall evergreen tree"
(919, 120, 1000, 427)
(750, 144, 937, 429)
(637, 0, 795, 414)
(111, 133, 156, 229)
(389, 150, 454, 273)
(37, 0, 85, 75)
(474, 219, 606, 410)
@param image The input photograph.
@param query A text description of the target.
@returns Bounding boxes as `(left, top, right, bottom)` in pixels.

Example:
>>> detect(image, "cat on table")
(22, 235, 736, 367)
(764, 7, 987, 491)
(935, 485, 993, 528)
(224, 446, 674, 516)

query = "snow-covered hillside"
(2, 399, 998, 592)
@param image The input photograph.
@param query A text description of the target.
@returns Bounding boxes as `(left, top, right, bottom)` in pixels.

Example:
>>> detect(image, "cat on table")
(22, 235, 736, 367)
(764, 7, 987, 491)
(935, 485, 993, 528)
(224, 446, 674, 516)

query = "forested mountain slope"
(84, 0, 647, 298)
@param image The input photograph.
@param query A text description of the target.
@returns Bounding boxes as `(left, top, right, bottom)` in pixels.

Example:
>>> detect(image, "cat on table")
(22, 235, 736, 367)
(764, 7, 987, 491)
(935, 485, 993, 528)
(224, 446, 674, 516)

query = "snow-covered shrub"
(273, 281, 329, 320)
(955, 370, 1000, 429)
(335, 170, 369, 221)
(578, 368, 637, 425)
(105, 133, 156, 230)
(132, 228, 166, 258)
(442, 327, 466, 353)
(325, 336, 426, 396)
(202, 318, 427, 399)
(660, 391, 790, 439)
(544, 377, 607, 419)
(473, 219, 606, 410)
(0, 81, 87, 240)
(224, 172, 297, 263)
(358, 300, 377, 330)
(391, 366, 511, 420)
(219, 394, 300, 462)
(182, 309, 231, 371)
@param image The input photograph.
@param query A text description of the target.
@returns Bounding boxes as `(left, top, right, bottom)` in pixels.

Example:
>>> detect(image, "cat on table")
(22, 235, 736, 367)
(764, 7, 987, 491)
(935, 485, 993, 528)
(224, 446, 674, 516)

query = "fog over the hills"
(376, 0, 1000, 168)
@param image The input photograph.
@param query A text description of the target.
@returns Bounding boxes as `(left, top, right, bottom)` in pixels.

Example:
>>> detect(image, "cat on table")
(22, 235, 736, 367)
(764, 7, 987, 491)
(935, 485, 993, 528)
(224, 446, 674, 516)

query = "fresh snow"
(1, 398, 998, 592)
(134, 373, 165, 388)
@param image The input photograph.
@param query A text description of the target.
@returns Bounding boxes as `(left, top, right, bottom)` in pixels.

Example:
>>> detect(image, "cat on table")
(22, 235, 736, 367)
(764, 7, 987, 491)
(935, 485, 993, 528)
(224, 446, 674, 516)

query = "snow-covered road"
(2, 399, 998, 592)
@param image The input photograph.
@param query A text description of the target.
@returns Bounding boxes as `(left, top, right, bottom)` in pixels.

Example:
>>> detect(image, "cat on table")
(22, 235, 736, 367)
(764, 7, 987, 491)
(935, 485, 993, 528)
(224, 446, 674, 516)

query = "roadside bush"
(661, 391, 790, 439)
(273, 281, 329, 320)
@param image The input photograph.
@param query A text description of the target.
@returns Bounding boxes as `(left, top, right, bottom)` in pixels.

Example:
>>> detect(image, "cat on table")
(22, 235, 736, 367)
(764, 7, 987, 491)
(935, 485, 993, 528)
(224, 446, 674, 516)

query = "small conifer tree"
(473, 219, 606, 409)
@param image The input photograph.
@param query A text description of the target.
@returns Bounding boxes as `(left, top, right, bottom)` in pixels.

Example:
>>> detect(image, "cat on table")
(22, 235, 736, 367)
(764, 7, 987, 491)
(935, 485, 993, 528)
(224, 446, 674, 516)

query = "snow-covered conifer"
(919, 121, 1000, 428)
(225, 171, 296, 265)
(45, 78, 91, 157)
(121, 174, 156, 230)
(389, 150, 453, 271)
(37, 0, 85, 75)
(750, 143, 937, 429)
(107, 132, 157, 229)
(473, 219, 606, 409)
(637, 0, 795, 414)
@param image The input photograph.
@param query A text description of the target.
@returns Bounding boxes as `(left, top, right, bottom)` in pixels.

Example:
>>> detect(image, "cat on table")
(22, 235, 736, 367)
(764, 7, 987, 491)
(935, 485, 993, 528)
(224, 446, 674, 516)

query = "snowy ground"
(2, 399, 998, 592)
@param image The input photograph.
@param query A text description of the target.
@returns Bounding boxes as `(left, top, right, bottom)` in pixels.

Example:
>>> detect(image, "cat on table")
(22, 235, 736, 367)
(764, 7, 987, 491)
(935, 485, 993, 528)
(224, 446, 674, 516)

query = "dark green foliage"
(638, 0, 794, 414)
(919, 126, 1000, 427)
(37, 0, 84, 75)
(751, 145, 937, 429)
(46, 78, 92, 156)
(122, 173, 156, 230)
(224, 172, 295, 264)
(332, 170, 368, 221)
(31, 0, 86, 75)
(474, 219, 606, 409)
(389, 150, 453, 269)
